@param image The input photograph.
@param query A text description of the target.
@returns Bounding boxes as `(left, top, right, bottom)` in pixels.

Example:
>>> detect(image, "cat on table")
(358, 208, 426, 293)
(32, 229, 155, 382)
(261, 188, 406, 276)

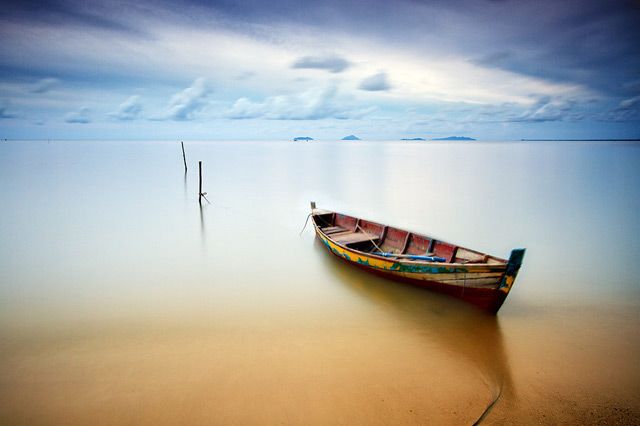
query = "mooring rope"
(355, 223, 387, 254)
(299, 213, 312, 236)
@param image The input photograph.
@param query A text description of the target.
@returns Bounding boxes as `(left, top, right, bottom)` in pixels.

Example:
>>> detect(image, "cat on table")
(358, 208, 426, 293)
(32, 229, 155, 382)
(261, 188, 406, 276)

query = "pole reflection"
(199, 202, 207, 247)
(183, 170, 187, 200)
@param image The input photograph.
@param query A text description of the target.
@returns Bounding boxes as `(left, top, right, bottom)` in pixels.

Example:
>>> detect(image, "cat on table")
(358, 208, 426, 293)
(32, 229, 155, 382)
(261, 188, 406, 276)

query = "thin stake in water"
(198, 160, 203, 205)
(197, 160, 210, 205)
(181, 141, 187, 172)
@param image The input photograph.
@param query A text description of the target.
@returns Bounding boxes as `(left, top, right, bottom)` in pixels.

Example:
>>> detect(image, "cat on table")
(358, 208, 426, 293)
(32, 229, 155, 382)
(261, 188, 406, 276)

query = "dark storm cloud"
(462, 0, 640, 97)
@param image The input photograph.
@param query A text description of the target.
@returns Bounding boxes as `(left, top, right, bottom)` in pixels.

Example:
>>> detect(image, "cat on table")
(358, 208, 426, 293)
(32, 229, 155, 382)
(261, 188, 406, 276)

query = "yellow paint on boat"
(317, 230, 395, 270)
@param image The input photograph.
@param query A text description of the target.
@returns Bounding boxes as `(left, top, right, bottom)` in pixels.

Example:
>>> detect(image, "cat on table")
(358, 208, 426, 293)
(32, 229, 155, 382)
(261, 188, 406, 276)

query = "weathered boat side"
(311, 206, 525, 313)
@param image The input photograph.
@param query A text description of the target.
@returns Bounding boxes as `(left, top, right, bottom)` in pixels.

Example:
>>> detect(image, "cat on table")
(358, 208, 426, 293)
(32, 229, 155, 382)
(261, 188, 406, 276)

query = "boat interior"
(313, 211, 504, 264)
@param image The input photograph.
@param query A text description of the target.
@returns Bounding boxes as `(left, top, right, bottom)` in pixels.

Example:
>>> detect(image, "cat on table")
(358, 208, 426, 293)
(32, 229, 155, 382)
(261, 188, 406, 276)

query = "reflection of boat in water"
(314, 236, 513, 422)
(311, 204, 525, 313)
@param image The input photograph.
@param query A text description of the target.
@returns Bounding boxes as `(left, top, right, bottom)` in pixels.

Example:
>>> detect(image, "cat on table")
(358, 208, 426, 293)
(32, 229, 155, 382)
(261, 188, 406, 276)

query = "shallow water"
(1, 140, 639, 424)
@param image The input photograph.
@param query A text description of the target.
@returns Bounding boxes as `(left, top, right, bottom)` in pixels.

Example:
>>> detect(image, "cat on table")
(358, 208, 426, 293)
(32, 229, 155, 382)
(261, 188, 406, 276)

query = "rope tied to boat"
(299, 213, 312, 236)
(355, 222, 386, 253)
(300, 210, 334, 236)
(355, 223, 446, 262)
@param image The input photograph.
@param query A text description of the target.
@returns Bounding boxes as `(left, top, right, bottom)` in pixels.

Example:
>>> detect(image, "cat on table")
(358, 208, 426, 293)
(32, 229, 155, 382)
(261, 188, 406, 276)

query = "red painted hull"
(324, 237, 508, 313)
(310, 207, 525, 314)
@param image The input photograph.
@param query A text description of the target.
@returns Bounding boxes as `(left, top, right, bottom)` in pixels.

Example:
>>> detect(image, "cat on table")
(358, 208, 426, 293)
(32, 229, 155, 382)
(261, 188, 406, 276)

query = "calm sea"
(1, 140, 639, 424)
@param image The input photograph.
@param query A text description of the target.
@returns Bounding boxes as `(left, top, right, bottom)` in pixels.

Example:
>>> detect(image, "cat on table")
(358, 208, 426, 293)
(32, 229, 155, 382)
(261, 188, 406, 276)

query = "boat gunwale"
(311, 212, 508, 272)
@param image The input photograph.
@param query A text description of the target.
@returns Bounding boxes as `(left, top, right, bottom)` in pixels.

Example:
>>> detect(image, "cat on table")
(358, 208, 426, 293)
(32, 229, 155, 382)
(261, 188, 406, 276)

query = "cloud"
(31, 78, 59, 94)
(291, 55, 350, 73)
(622, 80, 640, 93)
(109, 95, 143, 120)
(3, 0, 144, 36)
(225, 86, 375, 120)
(334, 106, 377, 120)
(431, 96, 595, 126)
(65, 107, 91, 123)
(618, 95, 640, 110)
(158, 78, 211, 121)
(0, 101, 18, 119)
(225, 97, 266, 119)
(235, 71, 255, 80)
(504, 97, 584, 123)
(1, 0, 639, 139)
(465, 2, 640, 98)
(601, 95, 640, 122)
(359, 72, 391, 91)
(472, 51, 513, 68)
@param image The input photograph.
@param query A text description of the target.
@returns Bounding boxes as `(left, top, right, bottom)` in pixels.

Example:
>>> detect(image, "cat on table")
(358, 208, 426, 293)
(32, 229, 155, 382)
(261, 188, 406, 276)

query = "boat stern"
(492, 248, 526, 312)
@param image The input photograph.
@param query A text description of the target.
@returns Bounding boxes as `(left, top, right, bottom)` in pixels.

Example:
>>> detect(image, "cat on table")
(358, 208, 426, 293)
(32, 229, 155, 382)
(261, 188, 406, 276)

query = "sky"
(0, 0, 639, 140)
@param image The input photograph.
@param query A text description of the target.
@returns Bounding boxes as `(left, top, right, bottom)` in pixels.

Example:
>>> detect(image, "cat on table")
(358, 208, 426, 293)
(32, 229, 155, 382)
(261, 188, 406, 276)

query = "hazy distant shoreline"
(521, 138, 640, 141)
(3, 138, 640, 143)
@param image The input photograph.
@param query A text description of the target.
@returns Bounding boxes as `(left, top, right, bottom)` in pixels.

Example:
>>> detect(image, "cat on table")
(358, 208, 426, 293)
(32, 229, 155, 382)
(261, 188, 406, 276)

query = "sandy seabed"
(1, 304, 638, 425)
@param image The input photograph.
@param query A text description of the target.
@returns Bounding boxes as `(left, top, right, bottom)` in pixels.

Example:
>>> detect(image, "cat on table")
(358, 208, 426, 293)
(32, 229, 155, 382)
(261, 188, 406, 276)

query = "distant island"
(401, 137, 426, 141)
(432, 136, 476, 141)
(293, 136, 314, 141)
(342, 135, 361, 140)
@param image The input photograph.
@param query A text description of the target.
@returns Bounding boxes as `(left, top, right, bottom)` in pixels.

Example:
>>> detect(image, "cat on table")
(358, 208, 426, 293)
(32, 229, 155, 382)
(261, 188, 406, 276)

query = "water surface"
(1, 140, 639, 424)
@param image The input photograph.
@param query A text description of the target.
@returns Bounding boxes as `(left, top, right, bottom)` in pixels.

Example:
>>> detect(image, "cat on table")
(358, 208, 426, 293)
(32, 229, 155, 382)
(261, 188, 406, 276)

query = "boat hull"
(313, 218, 522, 314)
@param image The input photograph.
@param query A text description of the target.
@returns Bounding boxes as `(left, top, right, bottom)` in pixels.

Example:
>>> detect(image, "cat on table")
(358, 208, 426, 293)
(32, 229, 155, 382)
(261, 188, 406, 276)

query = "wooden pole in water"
(181, 141, 187, 172)
(198, 161, 203, 205)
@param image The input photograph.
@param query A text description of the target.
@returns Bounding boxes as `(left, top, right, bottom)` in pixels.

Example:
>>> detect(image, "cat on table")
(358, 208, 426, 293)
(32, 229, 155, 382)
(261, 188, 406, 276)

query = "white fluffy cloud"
(109, 95, 143, 120)
(64, 107, 91, 123)
(158, 78, 211, 121)
(225, 86, 375, 120)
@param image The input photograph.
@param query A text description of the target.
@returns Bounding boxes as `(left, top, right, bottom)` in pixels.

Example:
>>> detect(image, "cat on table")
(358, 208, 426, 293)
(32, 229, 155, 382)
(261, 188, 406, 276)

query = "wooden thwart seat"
(333, 231, 380, 246)
(322, 226, 344, 233)
(322, 226, 352, 236)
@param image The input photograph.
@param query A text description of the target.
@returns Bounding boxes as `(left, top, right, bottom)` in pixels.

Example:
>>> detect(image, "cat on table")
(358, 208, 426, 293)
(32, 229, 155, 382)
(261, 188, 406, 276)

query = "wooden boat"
(310, 203, 525, 314)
